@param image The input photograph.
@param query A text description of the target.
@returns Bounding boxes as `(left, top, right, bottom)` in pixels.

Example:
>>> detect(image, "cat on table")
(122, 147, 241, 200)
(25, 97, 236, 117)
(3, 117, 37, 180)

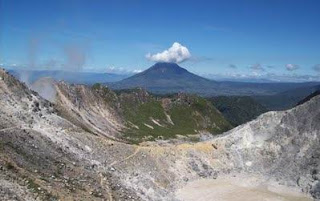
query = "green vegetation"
(252, 85, 320, 110)
(117, 90, 232, 143)
(297, 90, 320, 106)
(92, 83, 102, 90)
(89, 86, 233, 143)
(26, 178, 42, 192)
(209, 96, 268, 126)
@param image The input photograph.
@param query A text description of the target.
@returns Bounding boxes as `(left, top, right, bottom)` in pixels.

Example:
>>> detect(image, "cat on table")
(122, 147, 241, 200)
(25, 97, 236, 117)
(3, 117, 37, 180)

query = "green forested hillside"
(209, 96, 268, 126)
(116, 90, 233, 143)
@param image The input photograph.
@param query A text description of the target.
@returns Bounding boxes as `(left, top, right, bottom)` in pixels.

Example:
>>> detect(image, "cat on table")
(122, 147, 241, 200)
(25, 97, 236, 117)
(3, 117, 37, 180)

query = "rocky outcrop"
(54, 81, 124, 140)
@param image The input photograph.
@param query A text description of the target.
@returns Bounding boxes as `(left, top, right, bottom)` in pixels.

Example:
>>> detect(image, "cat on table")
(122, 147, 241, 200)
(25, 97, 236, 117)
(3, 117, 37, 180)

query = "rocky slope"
(0, 68, 319, 200)
(54, 81, 125, 141)
(52, 82, 232, 143)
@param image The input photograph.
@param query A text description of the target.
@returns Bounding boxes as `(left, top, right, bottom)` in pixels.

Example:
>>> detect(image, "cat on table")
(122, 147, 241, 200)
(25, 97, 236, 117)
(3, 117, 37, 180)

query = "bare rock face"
(0, 68, 319, 200)
(208, 95, 320, 197)
(54, 81, 125, 140)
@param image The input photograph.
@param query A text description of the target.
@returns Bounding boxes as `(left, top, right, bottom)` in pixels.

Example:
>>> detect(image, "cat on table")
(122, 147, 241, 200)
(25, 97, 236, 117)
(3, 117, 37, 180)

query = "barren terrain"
(0, 68, 319, 200)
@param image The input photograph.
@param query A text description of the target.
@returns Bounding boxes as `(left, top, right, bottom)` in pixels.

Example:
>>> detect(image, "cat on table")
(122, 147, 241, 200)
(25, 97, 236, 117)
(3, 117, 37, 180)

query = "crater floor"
(176, 178, 312, 201)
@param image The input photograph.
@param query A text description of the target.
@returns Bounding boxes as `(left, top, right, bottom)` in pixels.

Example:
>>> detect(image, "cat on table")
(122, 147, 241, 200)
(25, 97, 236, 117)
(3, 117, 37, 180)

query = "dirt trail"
(109, 147, 141, 167)
(0, 125, 30, 132)
(98, 173, 113, 201)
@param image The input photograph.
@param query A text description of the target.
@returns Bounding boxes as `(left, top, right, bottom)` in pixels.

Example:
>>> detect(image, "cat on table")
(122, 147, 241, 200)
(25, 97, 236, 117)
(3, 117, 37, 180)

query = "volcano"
(111, 62, 217, 93)
(110, 62, 320, 97)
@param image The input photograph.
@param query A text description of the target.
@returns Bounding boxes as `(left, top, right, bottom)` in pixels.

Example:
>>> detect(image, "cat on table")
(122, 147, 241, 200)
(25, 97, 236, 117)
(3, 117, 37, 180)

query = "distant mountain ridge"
(8, 69, 129, 85)
(110, 62, 320, 96)
(253, 84, 320, 110)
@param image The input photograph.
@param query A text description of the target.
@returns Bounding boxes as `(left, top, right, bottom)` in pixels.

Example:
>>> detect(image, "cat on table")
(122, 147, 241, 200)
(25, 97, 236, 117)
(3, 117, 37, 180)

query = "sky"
(0, 0, 320, 82)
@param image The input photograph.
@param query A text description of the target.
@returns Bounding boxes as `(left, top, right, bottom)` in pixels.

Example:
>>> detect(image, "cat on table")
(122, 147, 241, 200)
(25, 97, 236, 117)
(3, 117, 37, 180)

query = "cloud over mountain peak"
(146, 42, 191, 63)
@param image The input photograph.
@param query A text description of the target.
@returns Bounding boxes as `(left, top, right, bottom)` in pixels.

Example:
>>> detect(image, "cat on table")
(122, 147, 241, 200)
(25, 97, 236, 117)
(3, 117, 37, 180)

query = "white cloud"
(133, 69, 142, 73)
(285, 64, 299, 71)
(146, 42, 191, 63)
(202, 72, 320, 82)
(105, 66, 142, 74)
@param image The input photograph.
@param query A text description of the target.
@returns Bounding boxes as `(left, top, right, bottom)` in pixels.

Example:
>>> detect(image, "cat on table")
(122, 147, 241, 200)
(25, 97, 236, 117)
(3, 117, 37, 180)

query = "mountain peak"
(145, 62, 189, 75)
(111, 62, 215, 92)
(152, 62, 181, 67)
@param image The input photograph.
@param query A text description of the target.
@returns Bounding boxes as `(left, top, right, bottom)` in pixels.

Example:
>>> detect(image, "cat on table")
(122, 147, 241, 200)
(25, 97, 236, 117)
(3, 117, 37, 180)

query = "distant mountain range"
(7, 64, 320, 108)
(109, 62, 320, 96)
(8, 69, 129, 84)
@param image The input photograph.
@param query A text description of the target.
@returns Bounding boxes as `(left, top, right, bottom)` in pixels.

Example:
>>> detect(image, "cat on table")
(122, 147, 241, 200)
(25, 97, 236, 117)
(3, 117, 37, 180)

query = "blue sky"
(1, 0, 320, 81)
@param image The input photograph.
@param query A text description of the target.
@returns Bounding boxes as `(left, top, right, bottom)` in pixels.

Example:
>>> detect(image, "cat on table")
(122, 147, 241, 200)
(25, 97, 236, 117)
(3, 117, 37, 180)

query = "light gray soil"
(176, 178, 313, 201)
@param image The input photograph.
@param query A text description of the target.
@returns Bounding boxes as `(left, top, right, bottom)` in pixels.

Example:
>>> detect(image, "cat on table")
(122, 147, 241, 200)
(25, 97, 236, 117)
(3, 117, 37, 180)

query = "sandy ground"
(175, 178, 312, 201)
